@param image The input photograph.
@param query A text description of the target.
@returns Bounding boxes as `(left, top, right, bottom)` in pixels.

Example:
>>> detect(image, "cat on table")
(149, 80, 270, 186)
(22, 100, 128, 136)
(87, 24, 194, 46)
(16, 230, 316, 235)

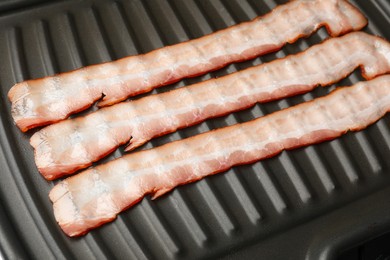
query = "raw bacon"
(32, 32, 390, 180)
(9, 0, 367, 132)
(50, 75, 390, 237)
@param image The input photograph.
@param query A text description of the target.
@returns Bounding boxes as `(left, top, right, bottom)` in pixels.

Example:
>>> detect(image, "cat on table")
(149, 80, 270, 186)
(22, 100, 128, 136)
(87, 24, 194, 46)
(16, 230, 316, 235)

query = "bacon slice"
(50, 75, 390, 237)
(31, 32, 390, 180)
(9, 0, 367, 132)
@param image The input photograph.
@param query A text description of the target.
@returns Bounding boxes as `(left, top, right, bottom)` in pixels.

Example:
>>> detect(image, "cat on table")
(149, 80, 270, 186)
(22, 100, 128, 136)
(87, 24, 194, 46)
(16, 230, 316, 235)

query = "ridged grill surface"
(0, 0, 389, 259)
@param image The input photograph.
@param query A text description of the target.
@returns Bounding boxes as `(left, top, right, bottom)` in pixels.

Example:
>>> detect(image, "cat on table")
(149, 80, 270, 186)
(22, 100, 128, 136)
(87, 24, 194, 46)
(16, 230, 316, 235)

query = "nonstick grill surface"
(0, 0, 389, 259)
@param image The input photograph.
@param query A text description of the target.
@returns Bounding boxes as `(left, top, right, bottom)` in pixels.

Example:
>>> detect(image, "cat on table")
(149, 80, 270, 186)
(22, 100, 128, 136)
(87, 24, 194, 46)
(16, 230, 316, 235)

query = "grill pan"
(0, 0, 390, 259)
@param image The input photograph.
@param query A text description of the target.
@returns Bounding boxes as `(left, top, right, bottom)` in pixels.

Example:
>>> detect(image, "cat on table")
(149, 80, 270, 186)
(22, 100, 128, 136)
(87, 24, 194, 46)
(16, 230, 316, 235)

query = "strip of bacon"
(9, 0, 367, 132)
(50, 75, 390, 237)
(31, 32, 390, 180)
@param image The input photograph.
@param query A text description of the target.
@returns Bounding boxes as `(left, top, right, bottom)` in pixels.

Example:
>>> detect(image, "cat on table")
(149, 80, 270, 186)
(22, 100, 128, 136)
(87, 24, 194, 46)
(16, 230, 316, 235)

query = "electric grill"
(0, 0, 389, 259)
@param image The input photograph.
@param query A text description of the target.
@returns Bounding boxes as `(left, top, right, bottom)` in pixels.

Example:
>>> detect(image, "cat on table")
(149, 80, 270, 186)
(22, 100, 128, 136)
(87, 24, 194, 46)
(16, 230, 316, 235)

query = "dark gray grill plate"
(0, 0, 389, 259)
